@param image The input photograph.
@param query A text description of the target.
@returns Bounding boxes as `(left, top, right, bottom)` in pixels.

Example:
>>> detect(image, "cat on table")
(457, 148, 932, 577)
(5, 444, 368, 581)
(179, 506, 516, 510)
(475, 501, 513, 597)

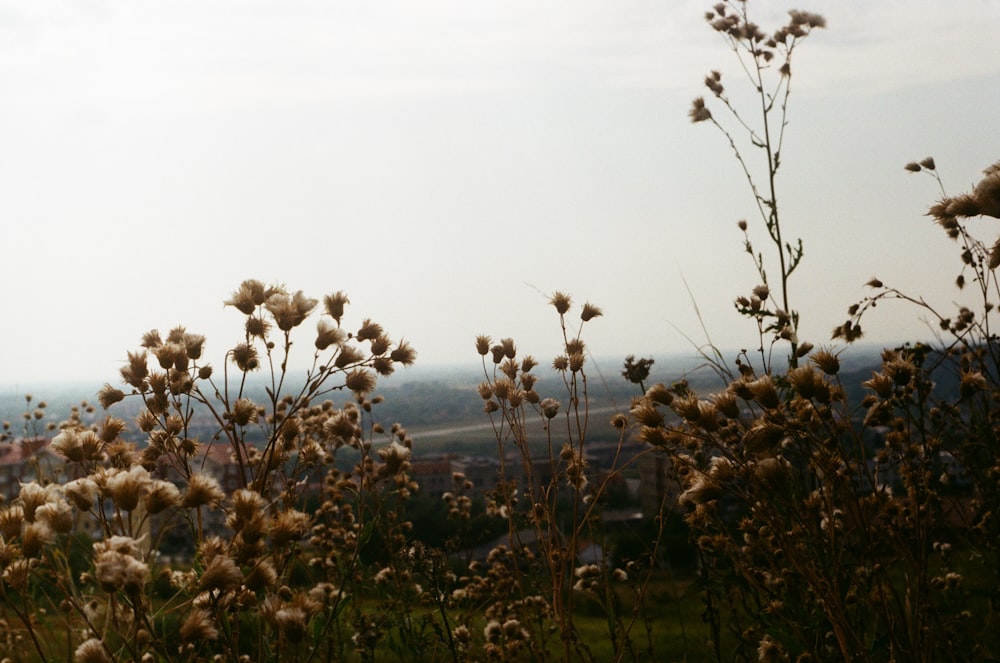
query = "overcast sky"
(1, 0, 999, 387)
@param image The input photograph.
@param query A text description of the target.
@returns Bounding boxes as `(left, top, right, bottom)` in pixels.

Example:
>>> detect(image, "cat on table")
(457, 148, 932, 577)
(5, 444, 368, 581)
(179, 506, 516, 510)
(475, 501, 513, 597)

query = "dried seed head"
(377, 440, 411, 477)
(788, 366, 822, 400)
(180, 608, 219, 642)
(356, 318, 384, 342)
(52, 429, 85, 463)
(975, 171, 1000, 218)
(0, 506, 23, 540)
(226, 280, 274, 315)
(245, 559, 278, 592)
(747, 376, 781, 409)
(884, 355, 916, 386)
(541, 398, 560, 419)
(863, 372, 895, 398)
(630, 403, 664, 428)
(712, 391, 740, 418)
(22, 521, 55, 557)
(334, 344, 365, 368)
(97, 384, 126, 409)
(36, 500, 74, 534)
(231, 398, 259, 427)
(390, 340, 416, 365)
(199, 555, 244, 593)
(315, 319, 346, 350)
(811, 350, 840, 375)
(345, 368, 376, 395)
(231, 343, 259, 372)
(182, 473, 225, 509)
(549, 292, 572, 315)
(689, 97, 711, 123)
(106, 465, 150, 512)
(121, 350, 149, 390)
(64, 478, 98, 510)
(323, 291, 350, 323)
(19, 482, 57, 522)
(678, 474, 722, 506)
(266, 290, 318, 331)
(704, 71, 724, 96)
(960, 369, 988, 398)
(145, 480, 182, 514)
(645, 383, 674, 406)
(580, 302, 603, 321)
(74, 638, 111, 663)
(742, 422, 786, 455)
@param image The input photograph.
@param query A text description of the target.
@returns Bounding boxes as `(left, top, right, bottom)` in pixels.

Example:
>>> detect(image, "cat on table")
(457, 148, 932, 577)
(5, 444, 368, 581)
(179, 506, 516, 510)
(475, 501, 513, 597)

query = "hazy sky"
(1, 0, 999, 386)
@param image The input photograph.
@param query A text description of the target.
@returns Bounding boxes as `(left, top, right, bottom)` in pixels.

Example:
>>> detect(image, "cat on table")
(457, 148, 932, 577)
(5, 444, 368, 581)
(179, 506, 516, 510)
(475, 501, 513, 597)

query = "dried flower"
(226, 280, 276, 315)
(810, 349, 840, 375)
(19, 481, 56, 522)
(74, 638, 111, 663)
(345, 368, 376, 395)
(390, 340, 417, 365)
(106, 465, 150, 512)
(64, 478, 98, 510)
(97, 384, 126, 409)
(36, 500, 74, 534)
(180, 608, 219, 642)
(265, 290, 318, 331)
(22, 521, 55, 557)
(315, 318, 346, 350)
(231, 398, 260, 427)
(541, 398, 560, 419)
(231, 343, 259, 372)
(183, 473, 225, 509)
(689, 97, 712, 123)
(121, 350, 149, 389)
(2, 558, 31, 591)
(198, 555, 244, 593)
(323, 290, 350, 323)
(747, 376, 780, 409)
(145, 480, 182, 514)
(377, 440, 411, 477)
(580, 302, 603, 321)
(311, 353, 349, 379)
(245, 559, 279, 592)
(271, 509, 311, 546)
(549, 292, 572, 314)
(356, 318, 384, 342)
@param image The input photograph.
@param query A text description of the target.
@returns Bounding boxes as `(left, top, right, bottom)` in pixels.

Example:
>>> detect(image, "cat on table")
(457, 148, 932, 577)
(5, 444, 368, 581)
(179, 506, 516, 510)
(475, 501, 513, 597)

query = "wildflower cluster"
(0, 281, 430, 662)
(631, 333, 998, 660)
(628, 3, 1000, 660)
(689, 2, 826, 371)
(473, 293, 659, 662)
